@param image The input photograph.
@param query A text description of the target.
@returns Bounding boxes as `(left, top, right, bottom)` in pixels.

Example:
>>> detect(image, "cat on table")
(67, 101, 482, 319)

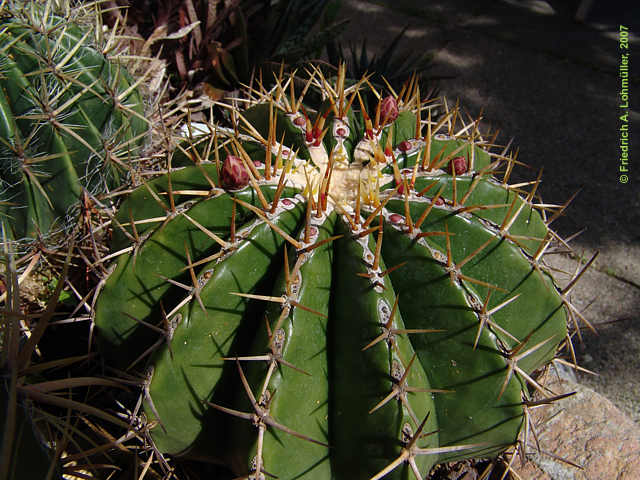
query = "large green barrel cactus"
(94, 65, 570, 479)
(0, 0, 147, 243)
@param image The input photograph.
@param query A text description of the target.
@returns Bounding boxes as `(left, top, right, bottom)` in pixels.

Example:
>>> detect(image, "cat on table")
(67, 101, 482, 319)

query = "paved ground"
(339, 0, 640, 423)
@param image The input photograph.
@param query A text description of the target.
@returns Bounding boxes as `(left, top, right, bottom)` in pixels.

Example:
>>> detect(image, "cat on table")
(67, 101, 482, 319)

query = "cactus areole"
(95, 65, 570, 479)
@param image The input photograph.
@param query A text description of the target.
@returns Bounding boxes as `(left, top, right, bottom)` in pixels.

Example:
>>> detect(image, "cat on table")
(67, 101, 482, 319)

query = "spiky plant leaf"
(326, 25, 448, 94)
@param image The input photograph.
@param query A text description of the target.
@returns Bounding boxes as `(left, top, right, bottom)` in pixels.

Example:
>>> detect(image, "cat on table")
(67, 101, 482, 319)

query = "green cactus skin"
(0, 1, 147, 243)
(94, 65, 570, 479)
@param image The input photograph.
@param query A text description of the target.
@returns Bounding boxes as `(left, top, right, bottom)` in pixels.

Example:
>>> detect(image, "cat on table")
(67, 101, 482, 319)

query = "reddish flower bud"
(221, 155, 250, 190)
(398, 140, 411, 152)
(380, 96, 399, 124)
(449, 156, 468, 175)
(389, 213, 404, 224)
(293, 116, 306, 126)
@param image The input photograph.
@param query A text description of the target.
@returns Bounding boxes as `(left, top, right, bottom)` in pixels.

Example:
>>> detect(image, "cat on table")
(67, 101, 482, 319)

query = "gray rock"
(513, 370, 640, 479)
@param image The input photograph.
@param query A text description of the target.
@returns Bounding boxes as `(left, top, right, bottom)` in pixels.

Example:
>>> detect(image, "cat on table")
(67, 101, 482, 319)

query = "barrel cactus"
(0, 0, 148, 244)
(94, 65, 575, 478)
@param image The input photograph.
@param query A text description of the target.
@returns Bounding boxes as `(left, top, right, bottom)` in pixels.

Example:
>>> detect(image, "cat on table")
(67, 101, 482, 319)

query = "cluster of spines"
(90, 65, 595, 479)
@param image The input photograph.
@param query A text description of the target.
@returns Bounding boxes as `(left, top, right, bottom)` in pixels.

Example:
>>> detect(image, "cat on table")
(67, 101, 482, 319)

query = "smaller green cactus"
(0, 0, 148, 244)
(94, 65, 586, 479)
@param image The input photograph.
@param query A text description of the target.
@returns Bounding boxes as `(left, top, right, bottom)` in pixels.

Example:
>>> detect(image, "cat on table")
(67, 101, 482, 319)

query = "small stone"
(221, 155, 249, 190)
(513, 373, 640, 480)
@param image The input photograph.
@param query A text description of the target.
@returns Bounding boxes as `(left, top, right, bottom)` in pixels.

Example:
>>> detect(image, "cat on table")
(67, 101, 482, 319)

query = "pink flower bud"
(221, 155, 250, 190)
(389, 213, 404, 224)
(398, 140, 411, 152)
(449, 156, 468, 175)
(380, 96, 399, 124)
